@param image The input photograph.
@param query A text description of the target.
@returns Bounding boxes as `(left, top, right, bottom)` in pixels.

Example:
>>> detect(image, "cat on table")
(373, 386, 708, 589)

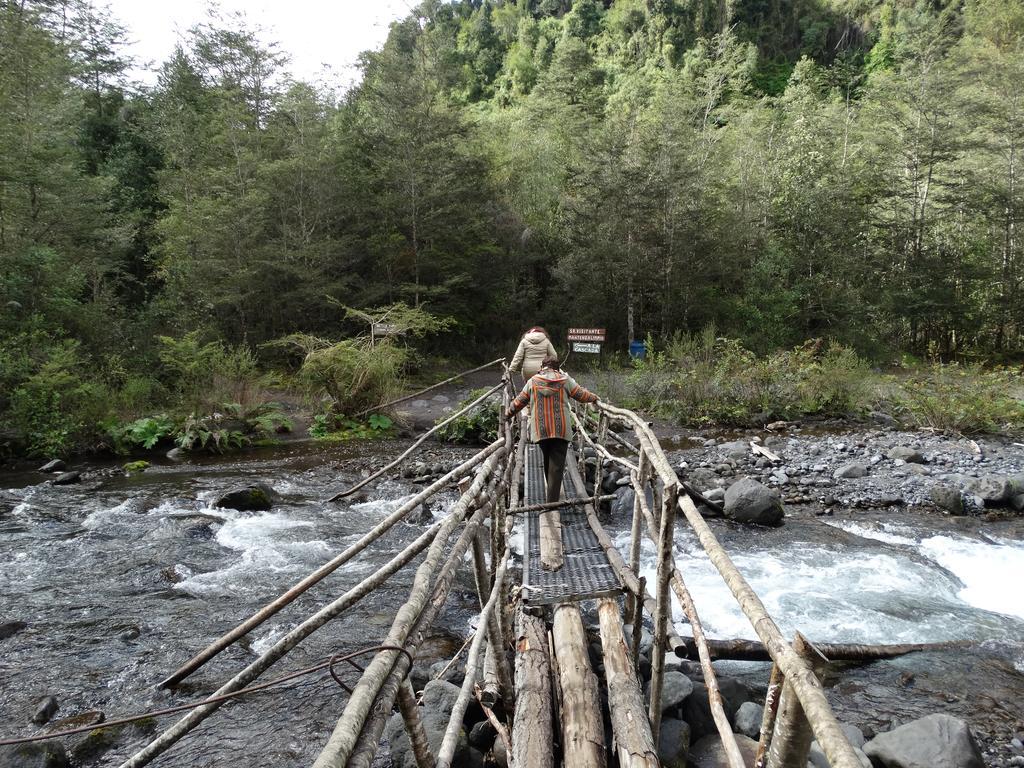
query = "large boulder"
(688, 733, 759, 768)
(724, 478, 784, 526)
(213, 482, 280, 511)
(719, 441, 750, 460)
(657, 717, 691, 768)
(809, 741, 872, 768)
(862, 713, 983, 768)
(52, 472, 81, 486)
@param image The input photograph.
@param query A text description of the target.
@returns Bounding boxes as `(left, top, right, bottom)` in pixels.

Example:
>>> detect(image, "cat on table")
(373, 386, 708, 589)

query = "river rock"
(929, 483, 964, 514)
(428, 659, 463, 686)
(165, 448, 187, 462)
(720, 440, 750, 460)
(38, 459, 66, 473)
(733, 701, 763, 738)
(888, 447, 925, 463)
(834, 462, 869, 479)
(862, 713, 983, 768)
(688, 733, 759, 768)
(52, 471, 81, 486)
(468, 719, 495, 750)
(967, 475, 1013, 505)
(0, 741, 68, 768)
(32, 696, 59, 724)
(612, 486, 635, 517)
(723, 478, 784, 526)
(657, 717, 691, 768)
(704, 487, 725, 503)
(809, 741, 871, 768)
(0, 620, 27, 640)
(213, 482, 280, 511)
(647, 670, 695, 712)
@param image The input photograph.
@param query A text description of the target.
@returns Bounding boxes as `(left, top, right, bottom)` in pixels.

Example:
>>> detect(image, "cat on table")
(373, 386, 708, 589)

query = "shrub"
(896, 364, 1024, 435)
(111, 415, 176, 451)
(436, 388, 500, 444)
(309, 413, 394, 441)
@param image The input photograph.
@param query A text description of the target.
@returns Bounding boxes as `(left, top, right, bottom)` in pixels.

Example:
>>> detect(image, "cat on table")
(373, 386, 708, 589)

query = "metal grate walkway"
(521, 443, 622, 605)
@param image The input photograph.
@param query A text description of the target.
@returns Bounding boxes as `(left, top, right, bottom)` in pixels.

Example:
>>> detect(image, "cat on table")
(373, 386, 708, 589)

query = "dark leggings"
(538, 438, 569, 503)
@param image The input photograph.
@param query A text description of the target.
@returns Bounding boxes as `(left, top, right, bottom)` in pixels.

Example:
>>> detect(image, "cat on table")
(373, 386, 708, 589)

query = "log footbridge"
(121, 364, 922, 768)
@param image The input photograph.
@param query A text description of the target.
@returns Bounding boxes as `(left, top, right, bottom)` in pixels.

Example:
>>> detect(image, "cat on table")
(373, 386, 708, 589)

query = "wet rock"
(213, 482, 280, 511)
(703, 487, 725, 504)
(32, 696, 59, 724)
(52, 471, 81, 486)
(688, 733, 759, 768)
(689, 468, 721, 493)
(930, 484, 965, 514)
(834, 462, 869, 479)
(657, 717, 691, 768)
(733, 701, 763, 738)
(646, 670, 695, 712)
(468, 720, 495, 750)
(870, 411, 898, 427)
(681, 685, 716, 740)
(1010, 494, 1024, 511)
(0, 740, 68, 768)
(38, 459, 66, 473)
(428, 659, 464, 687)
(0, 620, 28, 640)
(889, 447, 925, 464)
(723, 478, 784, 526)
(863, 713, 983, 768)
(165, 448, 187, 462)
(611, 486, 635, 517)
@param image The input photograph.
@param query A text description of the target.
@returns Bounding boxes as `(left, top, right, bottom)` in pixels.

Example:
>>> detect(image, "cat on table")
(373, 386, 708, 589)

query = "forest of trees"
(2, 0, 1023, 453)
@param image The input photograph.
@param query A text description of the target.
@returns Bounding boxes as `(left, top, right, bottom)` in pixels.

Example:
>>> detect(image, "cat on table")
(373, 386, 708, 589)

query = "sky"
(107, 0, 413, 89)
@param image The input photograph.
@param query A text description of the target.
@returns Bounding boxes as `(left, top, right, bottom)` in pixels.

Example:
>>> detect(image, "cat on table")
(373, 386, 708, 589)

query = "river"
(2, 437, 1023, 766)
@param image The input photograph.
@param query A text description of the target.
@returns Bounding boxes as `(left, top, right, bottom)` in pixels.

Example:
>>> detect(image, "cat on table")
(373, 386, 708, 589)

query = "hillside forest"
(2, 0, 1024, 456)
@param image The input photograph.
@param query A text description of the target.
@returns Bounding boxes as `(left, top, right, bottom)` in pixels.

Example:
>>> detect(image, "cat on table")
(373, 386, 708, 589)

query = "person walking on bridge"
(505, 357, 600, 503)
(510, 326, 557, 381)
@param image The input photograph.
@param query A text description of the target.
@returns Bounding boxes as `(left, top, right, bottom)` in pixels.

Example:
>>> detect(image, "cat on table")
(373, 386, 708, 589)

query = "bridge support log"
(648, 482, 678, 746)
(597, 598, 659, 768)
(513, 608, 554, 768)
(766, 633, 827, 768)
(553, 604, 606, 768)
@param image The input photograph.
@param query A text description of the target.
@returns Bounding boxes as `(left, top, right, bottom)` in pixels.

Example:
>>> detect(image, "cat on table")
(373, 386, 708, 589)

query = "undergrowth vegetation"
(436, 389, 500, 444)
(620, 328, 1024, 435)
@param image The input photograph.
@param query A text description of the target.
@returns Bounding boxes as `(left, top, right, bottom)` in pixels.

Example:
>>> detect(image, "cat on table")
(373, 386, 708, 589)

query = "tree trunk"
(553, 604, 607, 768)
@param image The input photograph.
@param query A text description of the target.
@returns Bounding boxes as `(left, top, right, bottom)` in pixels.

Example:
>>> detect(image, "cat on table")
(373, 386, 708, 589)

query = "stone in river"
(733, 701, 763, 738)
(687, 734, 759, 768)
(0, 620, 28, 640)
(52, 471, 81, 485)
(723, 477, 784, 526)
(929, 483, 964, 514)
(213, 482, 280, 511)
(646, 670, 694, 712)
(862, 713, 983, 768)
(888, 446, 925, 463)
(0, 740, 68, 768)
(657, 717, 691, 768)
(38, 459, 65, 473)
(834, 462, 869, 479)
(32, 696, 59, 724)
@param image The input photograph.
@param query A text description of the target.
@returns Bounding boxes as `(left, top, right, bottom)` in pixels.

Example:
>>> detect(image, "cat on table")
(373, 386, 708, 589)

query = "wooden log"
(648, 482, 678, 746)
(352, 357, 504, 418)
(631, 471, 746, 768)
(631, 576, 646, 674)
(507, 495, 616, 515)
(480, 642, 501, 708)
(678, 636, 969, 662)
(553, 604, 607, 768)
(472, 527, 491, 610)
(119, 521, 444, 768)
(513, 608, 554, 768)
(346, 493, 501, 768)
(540, 507, 564, 570)
(766, 633, 828, 768)
(397, 679, 436, 768)
(313, 453, 505, 768)
(158, 438, 503, 689)
(330, 383, 504, 500)
(626, 449, 647, 624)
(597, 598, 659, 768)
(673, 492, 871, 768)
(437, 549, 510, 768)
(754, 664, 784, 768)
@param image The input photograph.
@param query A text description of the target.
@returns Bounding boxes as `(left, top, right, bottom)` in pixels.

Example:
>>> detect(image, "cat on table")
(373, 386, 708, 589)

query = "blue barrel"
(628, 340, 646, 359)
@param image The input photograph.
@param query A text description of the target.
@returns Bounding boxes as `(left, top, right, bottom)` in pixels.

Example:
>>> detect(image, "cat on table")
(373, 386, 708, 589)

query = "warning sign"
(567, 327, 606, 342)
